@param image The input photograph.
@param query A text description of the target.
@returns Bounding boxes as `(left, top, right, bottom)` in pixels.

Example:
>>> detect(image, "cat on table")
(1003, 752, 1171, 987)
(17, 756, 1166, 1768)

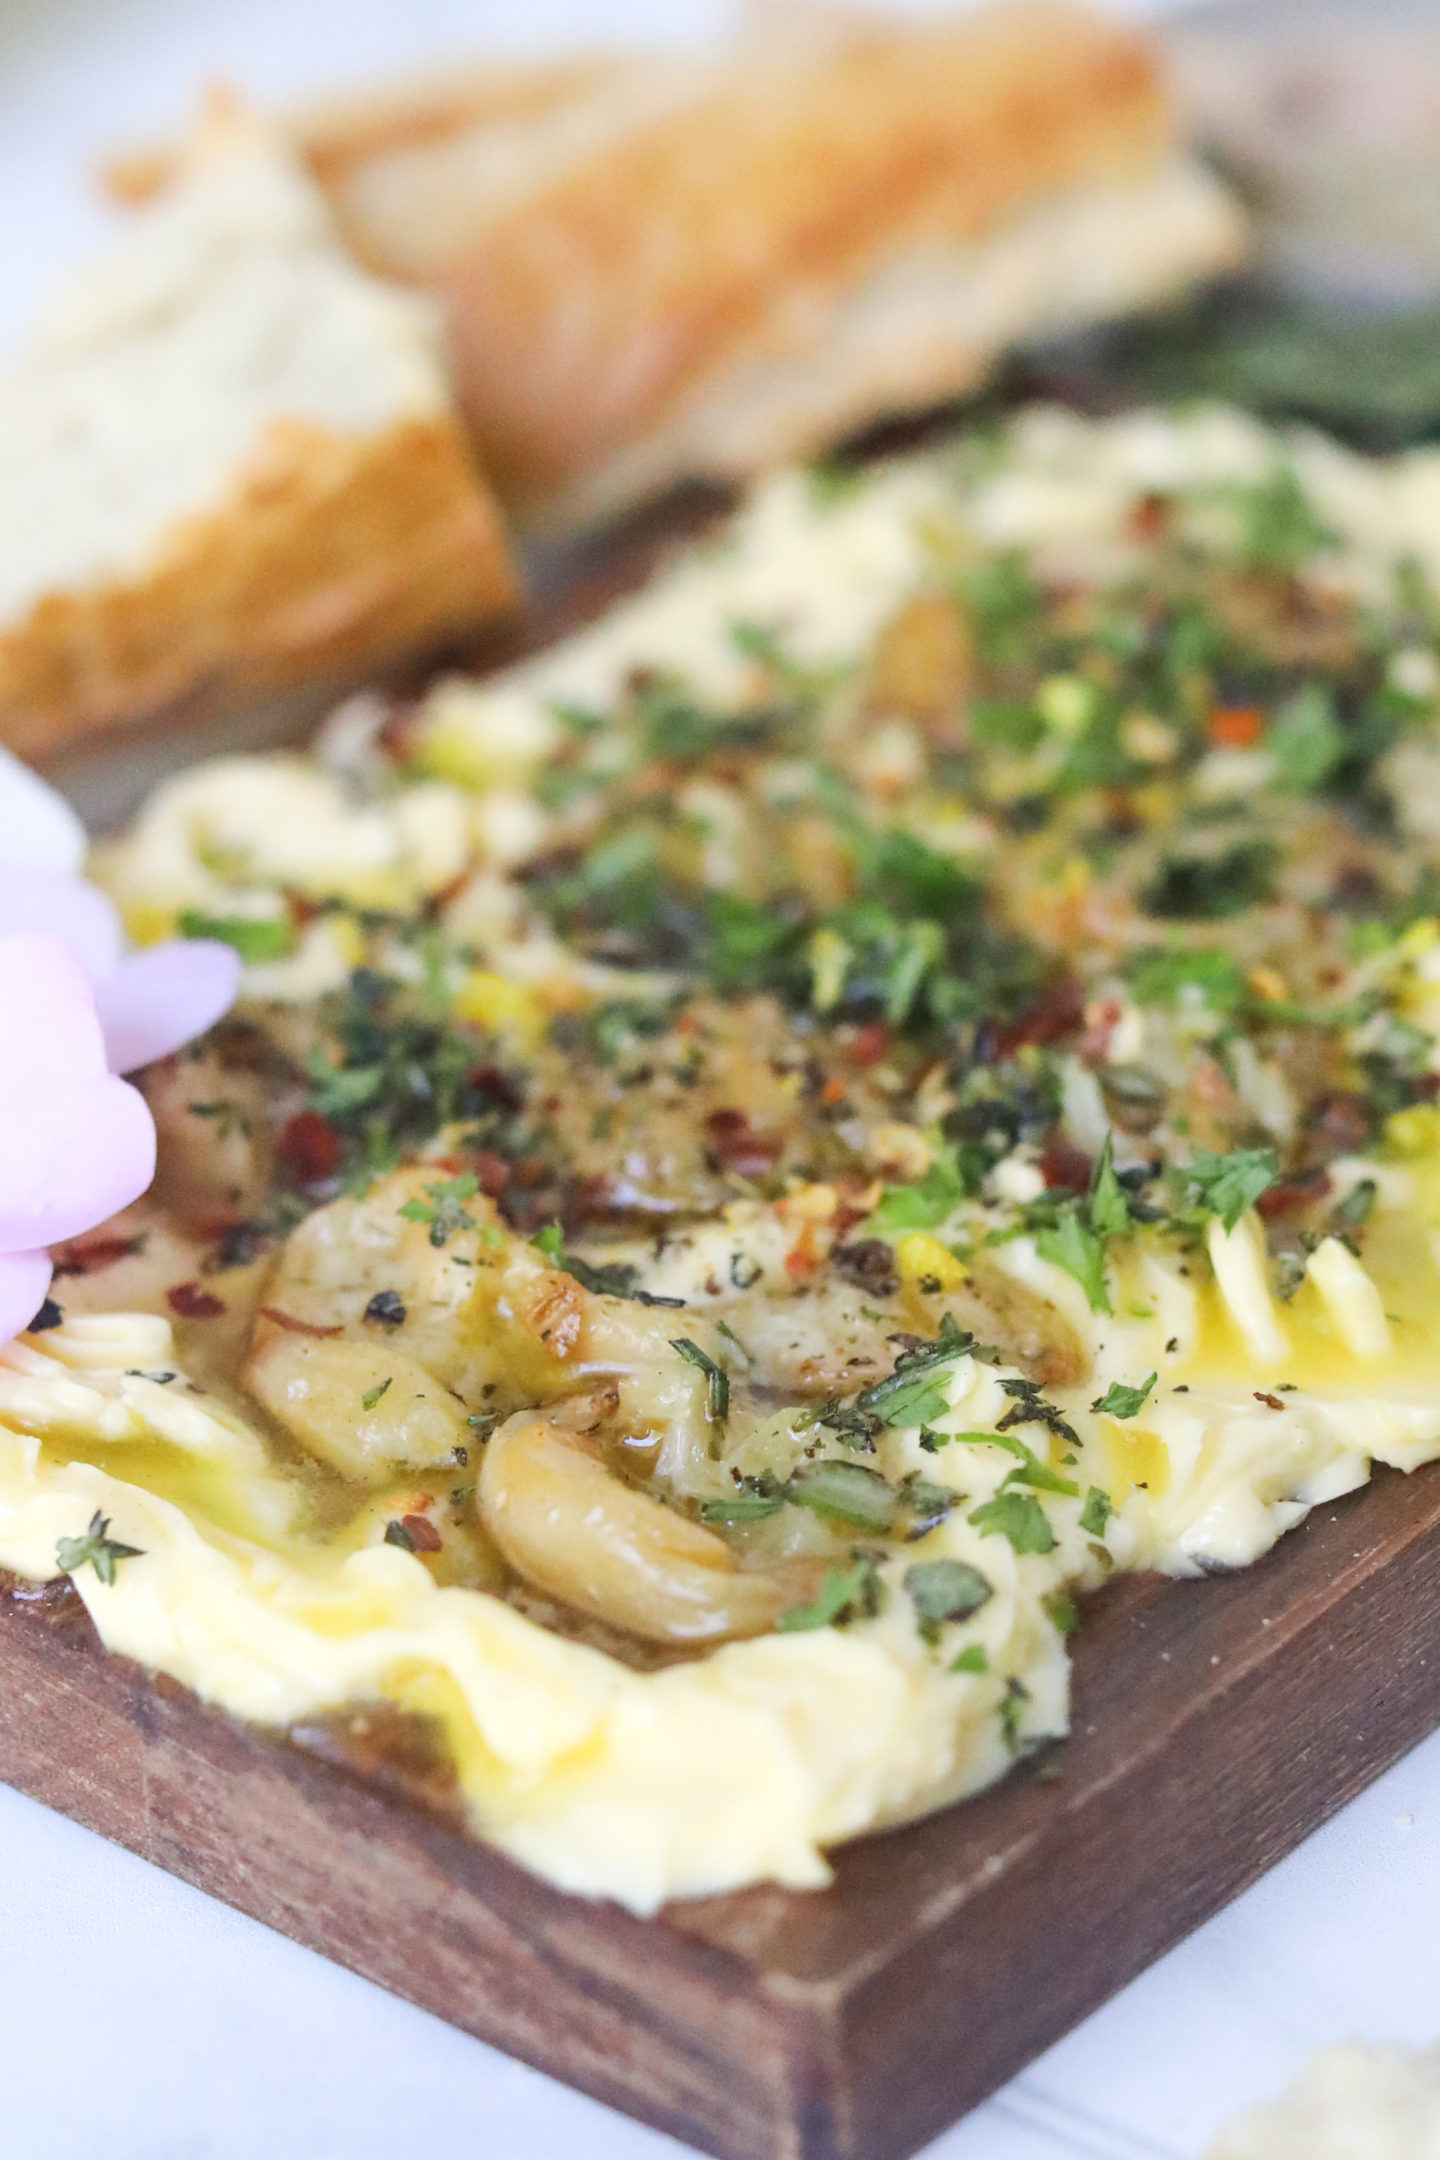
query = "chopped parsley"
(177, 909, 293, 962)
(904, 1557, 992, 1626)
(1092, 1373, 1157, 1419)
(950, 1642, 990, 1675)
(787, 1459, 898, 1533)
(868, 1145, 965, 1232)
(1030, 1134, 1132, 1313)
(1268, 686, 1344, 794)
(1174, 1147, 1280, 1233)
(777, 1554, 883, 1632)
(1079, 1486, 1115, 1537)
(398, 1174, 481, 1248)
(854, 1313, 976, 1430)
(968, 1490, 1055, 1555)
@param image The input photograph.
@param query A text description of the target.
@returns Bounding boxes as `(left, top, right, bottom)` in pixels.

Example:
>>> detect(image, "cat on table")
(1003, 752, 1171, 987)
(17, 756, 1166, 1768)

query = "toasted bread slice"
(1, 109, 517, 762)
(111, 5, 1244, 532)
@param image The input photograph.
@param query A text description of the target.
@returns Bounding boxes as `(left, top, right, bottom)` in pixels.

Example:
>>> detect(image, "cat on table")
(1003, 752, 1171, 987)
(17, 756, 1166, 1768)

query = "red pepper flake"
(400, 1513, 443, 1553)
(377, 698, 420, 763)
(845, 1021, 890, 1068)
(167, 1281, 226, 1321)
(1255, 1167, 1332, 1220)
(1304, 1092, 1375, 1160)
(1039, 1132, 1092, 1195)
(1207, 705, 1263, 749)
(994, 975, 1085, 1057)
(284, 890, 321, 930)
(1079, 994, 1123, 1066)
(467, 1065, 524, 1114)
(52, 1233, 147, 1278)
(508, 1154, 552, 1191)
(1254, 1391, 1285, 1412)
(472, 1150, 510, 1198)
(259, 1307, 343, 1339)
(1128, 491, 1170, 540)
(705, 1108, 781, 1178)
(278, 1110, 341, 1184)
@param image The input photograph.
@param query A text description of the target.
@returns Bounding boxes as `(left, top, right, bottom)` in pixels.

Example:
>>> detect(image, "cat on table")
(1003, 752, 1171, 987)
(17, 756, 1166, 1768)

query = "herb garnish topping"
(56, 1511, 143, 1587)
(398, 1174, 481, 1248)
(968, 1490, 1056, 1555)
(671, 1338, 730, 1422)
(1092, 1373, 1157, 1419)
(1173, 1147, 1280, 1233)
(776, 1554, 883, 1632)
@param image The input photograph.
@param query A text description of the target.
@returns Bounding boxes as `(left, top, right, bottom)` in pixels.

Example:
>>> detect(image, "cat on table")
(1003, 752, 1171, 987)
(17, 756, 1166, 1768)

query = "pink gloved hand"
(0, 748, 243, 1344)
(0, 933, 159, 1342)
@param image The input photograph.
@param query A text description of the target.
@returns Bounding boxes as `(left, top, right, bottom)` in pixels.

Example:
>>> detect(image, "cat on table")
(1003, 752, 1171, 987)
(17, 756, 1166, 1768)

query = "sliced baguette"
(1, 107, 517, 762)
(111, 5, 1246, 533)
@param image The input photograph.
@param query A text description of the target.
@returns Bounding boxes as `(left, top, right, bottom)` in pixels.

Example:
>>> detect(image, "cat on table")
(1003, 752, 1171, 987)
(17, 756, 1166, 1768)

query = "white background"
(3, 4, 1436, 2156)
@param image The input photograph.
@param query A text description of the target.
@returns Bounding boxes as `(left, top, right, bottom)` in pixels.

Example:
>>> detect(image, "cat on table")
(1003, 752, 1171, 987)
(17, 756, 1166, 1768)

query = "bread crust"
(350, 4, 1182, 517)
(0, 412, 517, 761)
(104, 56, 627, 205)
(104, 4, 1244, 534)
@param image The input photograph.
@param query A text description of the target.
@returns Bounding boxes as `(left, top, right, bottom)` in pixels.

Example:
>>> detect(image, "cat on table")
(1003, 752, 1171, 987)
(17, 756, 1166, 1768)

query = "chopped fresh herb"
(671, 1338, 730, 1422)
(998, 1674, 1032, 1753)
(777, 1554, 883, 1632)
(904, 1558, 992, 1625)
(869, 1147, 964, 1232)
(56, 1511, 143, 1587)
(560, 1251, 685, 1306)
(968, 1489, 1056, 1555)
(177, 909, 293, 962)
(856, 1314, 975, 1429)
(1176, 1146, 1280, 1232)
(1331, 1178, 1378, 1233)
(1142, 840, 1278, 921)
(950, 1642, 990, 1675)
(813, 1397, 883, 1453)
(360, 1378, 392, 1413)
(1230, 465, 1334, 575)
(1043, 1587, 1080, 1637)
(1030, 1135, 1131, 1314)
(899, 1475, 959, 1539)
(1268, 685, 1344, 794)
(787, 1459, 898, 1533)
(1035, 1206, 1110, 1313)
(530, 1223, 564, 1261)
(1128, 945, 1248, 1015)
(1079, 1486, 1115, 1537)
(994, 1443, 1080, 1499)
(397, 1174, 481, 1248)
(1086, 1134, 1132, 1240)
(550, 699, 606, 738)
(700, 1489, 784, 1523)
(1091, 1372, 1157, 1419)
(996, 1377, 1080, 1447)
(363, 1289, 407, 1329)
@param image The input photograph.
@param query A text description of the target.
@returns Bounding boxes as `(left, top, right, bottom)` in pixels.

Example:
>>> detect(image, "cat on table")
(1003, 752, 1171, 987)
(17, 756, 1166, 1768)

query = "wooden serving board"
(12, 433, 1440, 2155)
(5, 1458, 1440, 2160)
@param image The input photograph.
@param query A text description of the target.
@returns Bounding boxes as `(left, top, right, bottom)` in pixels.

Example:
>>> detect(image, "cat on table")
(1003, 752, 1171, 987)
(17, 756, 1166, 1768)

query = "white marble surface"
(2, 2, 1434, 2155)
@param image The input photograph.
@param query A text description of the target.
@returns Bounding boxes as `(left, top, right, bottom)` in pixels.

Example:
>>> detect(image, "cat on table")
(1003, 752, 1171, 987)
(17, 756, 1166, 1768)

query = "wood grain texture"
(5, 1458, 1440, 2160)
